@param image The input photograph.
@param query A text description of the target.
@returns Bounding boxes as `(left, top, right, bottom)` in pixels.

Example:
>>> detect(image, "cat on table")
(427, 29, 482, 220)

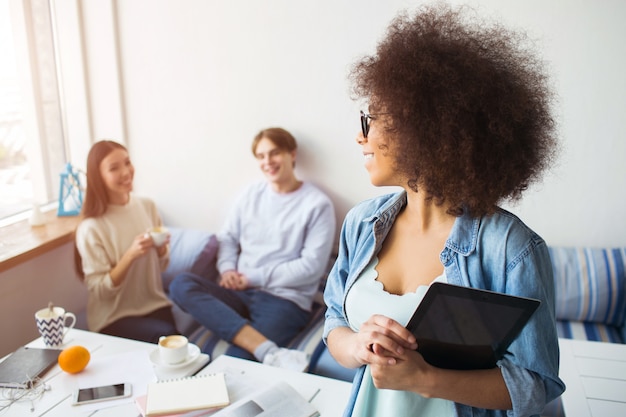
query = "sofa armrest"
(162, 227, 219, 291)
(162, 227, 219, 336)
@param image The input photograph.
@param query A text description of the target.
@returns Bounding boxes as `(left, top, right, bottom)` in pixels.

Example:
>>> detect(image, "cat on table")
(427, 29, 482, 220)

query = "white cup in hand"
(149, 226, 170, 247)
(158, 335, 188, 365)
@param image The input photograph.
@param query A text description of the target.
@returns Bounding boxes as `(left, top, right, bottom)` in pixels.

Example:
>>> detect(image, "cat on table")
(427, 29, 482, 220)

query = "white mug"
(35, 306, 76, 348)
(149, 227, 170, 247)
(158, 335, 188, 365)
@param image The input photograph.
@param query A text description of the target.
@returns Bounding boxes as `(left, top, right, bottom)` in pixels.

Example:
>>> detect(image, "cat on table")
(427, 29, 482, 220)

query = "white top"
(345, 257, 454, 417)
(75, 195, 171, 332)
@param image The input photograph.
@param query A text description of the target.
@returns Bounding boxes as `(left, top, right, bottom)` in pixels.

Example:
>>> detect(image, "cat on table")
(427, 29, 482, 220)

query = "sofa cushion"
(556, 319, 624, 344)
(162, 227, 219, 291)
(548, 247, 626, 326)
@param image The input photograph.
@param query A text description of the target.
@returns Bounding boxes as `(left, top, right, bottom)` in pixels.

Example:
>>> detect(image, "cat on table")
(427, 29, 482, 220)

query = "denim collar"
(360, 191, 479, 259)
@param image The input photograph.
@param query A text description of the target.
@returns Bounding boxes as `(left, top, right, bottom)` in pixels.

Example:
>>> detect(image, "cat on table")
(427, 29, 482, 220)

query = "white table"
(0, 329, 351, 416)
(0, 329, 158, 416)
(559, 338, 626, 417)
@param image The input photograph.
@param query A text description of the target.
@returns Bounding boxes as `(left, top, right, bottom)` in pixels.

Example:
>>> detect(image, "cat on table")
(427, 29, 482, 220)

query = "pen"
(309, 388, 320, 402)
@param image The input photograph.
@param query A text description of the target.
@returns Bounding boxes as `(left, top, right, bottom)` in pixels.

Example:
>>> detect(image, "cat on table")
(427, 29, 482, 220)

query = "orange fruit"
(58, 345, 91, 374)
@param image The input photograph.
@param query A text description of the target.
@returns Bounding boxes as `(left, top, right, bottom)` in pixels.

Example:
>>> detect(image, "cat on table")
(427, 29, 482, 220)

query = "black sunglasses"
(360, 110, 388, 138)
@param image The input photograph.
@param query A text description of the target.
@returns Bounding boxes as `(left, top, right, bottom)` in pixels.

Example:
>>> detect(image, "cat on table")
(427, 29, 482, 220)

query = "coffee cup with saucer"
(150, 335, 201, 368)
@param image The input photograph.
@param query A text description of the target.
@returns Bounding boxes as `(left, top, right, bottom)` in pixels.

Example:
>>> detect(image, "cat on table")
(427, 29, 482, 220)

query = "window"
(0, 0, 66, 222)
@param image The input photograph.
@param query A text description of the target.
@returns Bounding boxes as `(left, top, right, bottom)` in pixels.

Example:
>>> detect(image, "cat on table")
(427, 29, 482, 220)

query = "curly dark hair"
(350, 4, 558, 216)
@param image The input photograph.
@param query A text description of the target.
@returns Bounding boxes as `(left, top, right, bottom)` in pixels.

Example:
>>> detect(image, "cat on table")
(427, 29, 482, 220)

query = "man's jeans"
(169, 272, 311, 361)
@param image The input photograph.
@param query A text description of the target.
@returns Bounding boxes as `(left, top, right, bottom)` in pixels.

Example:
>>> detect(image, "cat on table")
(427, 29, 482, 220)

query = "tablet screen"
(405, 282, 540, 370)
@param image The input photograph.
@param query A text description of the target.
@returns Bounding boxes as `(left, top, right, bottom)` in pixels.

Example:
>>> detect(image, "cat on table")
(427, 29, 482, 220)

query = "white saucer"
(149, 343, 201, 369)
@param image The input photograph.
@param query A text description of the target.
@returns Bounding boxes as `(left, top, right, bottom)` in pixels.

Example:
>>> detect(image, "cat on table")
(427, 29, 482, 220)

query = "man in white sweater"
(170, 127, 335, 370)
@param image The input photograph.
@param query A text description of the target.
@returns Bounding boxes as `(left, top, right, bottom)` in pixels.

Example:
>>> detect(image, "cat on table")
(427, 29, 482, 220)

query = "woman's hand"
(154, 235, 170, 257)
(370, 348, 432, 392)
(327, 315, 418, 369)
(219, 270, 248, 290)
(110, 233, 154, 286)
(125, 232, 155, 262)
(357, 314, 418, 365)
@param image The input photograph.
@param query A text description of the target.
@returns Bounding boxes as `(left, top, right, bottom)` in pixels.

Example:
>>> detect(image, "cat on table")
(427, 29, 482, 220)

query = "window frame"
(1, 0, 68, 223)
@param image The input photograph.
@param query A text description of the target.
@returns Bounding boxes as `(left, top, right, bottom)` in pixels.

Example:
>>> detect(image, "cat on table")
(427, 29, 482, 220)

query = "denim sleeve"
(499, 359, 547, 417)
(323, 218, 352, 344)
(323, 197, 385, 344)
(496, 237, 565, 415)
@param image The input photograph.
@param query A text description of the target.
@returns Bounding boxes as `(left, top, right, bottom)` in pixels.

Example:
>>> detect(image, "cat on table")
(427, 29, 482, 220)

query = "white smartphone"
(72, 382, 132, 405)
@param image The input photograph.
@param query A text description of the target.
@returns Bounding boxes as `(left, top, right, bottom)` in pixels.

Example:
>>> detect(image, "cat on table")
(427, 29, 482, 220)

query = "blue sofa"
(165, 228, 626, 415)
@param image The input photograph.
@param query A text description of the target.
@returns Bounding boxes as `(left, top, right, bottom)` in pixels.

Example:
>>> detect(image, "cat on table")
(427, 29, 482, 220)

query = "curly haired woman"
(323, 4, 565, 417)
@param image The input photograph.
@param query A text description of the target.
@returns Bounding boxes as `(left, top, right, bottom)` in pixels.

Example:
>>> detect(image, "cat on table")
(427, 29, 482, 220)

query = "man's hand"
(219, 270, 248, 290)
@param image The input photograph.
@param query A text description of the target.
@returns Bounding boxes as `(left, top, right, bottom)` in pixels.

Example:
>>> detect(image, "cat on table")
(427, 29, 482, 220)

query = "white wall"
(58, 0, 626, 248)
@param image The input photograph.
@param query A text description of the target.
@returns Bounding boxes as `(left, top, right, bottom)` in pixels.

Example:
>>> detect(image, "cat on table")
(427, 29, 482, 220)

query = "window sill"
(0, 209, 80, 273)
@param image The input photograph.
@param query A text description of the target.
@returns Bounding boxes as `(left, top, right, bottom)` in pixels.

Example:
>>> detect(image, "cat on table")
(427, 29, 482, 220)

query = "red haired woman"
(75, 140, 177, 343)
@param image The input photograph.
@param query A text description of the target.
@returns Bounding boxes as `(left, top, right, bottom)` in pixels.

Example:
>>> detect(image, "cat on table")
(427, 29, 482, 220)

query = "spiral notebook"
(145, 372, 229, 416)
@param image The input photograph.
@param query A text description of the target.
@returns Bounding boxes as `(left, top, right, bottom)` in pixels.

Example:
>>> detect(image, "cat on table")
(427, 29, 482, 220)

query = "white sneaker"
(262, 348, 309, 372)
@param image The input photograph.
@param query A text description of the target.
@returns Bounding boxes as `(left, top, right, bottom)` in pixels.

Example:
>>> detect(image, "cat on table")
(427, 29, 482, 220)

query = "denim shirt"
(323, 192, 565, 417)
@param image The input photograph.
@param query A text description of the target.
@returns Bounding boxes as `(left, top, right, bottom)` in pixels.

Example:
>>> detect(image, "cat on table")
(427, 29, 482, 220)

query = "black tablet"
(405, 282, 540, 370)
(0, 346, 60, 389)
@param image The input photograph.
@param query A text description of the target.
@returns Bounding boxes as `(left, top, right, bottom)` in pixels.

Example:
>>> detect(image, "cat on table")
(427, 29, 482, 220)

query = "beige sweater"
(75, 195, 172, 332)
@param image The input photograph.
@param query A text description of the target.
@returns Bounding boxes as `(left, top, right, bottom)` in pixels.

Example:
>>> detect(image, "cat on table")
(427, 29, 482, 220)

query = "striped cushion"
(548, 247, 626, 326)
(556, 320, 624, 343)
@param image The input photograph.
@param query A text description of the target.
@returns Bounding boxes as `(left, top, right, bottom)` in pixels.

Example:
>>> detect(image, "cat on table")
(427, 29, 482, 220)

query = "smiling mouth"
(364, 153, 374, 160)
